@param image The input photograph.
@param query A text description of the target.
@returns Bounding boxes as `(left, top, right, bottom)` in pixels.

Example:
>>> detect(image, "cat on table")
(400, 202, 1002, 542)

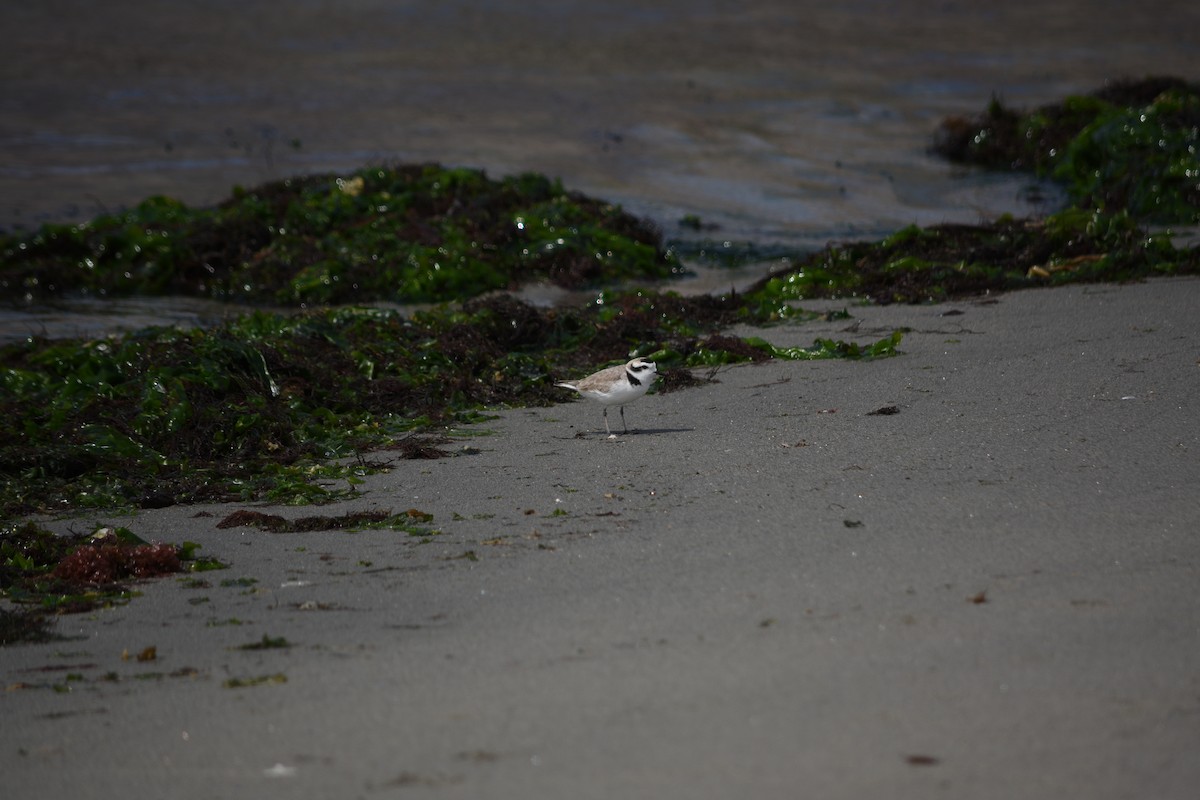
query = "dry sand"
(3, 276, 1199, 799)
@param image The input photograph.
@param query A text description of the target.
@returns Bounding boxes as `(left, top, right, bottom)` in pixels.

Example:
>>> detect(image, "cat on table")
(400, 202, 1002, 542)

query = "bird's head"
(627, 357, 657, 380)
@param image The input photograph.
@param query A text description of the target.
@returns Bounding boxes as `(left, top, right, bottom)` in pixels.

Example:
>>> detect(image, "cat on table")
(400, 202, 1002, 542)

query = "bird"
(555, 357, 657, 438)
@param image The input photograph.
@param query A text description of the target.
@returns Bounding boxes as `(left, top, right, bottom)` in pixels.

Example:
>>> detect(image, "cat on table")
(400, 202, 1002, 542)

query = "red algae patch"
(52, 541, 182, 585)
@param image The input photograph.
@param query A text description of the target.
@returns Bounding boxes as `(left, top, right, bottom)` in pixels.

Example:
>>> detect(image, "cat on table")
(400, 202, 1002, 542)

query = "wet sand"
(3, 2, 1200, 797)
(3, 277, 1199, 798)
(4, 1, 1198, 242)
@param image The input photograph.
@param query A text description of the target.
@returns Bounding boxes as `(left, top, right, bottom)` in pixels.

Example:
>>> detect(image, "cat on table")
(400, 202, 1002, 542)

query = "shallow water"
(0, 296, 253, 343)
(1, 0, 1196, 339)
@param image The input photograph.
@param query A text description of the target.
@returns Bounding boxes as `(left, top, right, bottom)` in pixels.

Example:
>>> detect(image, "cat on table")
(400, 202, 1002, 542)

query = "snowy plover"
(555, 357, 657, 438)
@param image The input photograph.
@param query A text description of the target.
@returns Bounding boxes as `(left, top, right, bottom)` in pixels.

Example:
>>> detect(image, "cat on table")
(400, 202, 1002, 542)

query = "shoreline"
(3, 276, 1198, 798)
(3, 3, 1198, 794)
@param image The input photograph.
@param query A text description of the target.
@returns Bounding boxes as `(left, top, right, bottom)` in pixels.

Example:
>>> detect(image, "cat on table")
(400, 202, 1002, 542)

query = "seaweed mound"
(1, 164, 680, 305)
(932, 76, 1200, 223)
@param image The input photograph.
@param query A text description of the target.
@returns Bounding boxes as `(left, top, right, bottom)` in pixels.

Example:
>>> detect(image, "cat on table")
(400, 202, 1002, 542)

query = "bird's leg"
(620, 405, 628, 433)
(603, 407, 612, 436)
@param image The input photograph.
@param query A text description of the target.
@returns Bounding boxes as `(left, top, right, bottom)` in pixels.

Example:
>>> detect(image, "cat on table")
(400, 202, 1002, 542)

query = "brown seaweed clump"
(52, 541, 182, 585)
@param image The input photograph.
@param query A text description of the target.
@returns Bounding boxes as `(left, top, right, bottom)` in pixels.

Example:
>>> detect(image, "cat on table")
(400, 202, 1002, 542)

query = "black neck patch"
(626, 370, 642, 387)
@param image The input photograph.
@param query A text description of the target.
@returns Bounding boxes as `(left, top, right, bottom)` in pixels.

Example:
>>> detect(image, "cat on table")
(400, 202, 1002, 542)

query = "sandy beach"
(4, 1, 1200, 796)
(3, 276, 1198, 798)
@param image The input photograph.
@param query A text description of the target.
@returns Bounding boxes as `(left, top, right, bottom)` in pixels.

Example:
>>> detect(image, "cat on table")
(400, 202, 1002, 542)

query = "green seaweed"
(932, 77, 1200, 223)
(223, 673, 287, 688)
(1, 288, 898, 523)
(742, 209, 1195, 306)
(177, 542, 229, 572)
(235, 634, 291, 650)
(0, 164, 680, 305)
(8, 77, 1190, 533)
(213, 508, 438, 536)
(655, 330, 902, 367)
(1049, 90, 1200, 222)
